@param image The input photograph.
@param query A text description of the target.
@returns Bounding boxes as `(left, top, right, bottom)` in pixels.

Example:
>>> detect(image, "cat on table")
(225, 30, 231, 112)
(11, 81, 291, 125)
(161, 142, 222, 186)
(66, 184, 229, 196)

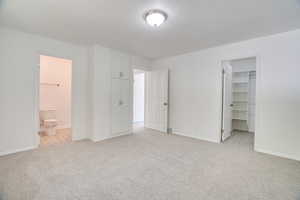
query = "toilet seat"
(40, 110, 58, 136)
(43, 119, 57, 127)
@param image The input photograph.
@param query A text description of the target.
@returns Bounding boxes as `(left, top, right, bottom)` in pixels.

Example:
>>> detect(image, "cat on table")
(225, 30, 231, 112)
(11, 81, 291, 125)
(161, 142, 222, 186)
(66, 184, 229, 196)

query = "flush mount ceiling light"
(144, 9, 168, 27)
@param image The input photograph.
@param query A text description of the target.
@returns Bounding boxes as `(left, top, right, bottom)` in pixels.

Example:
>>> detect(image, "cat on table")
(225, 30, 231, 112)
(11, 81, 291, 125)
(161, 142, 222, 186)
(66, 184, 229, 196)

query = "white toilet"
(40, 110, 58, 136)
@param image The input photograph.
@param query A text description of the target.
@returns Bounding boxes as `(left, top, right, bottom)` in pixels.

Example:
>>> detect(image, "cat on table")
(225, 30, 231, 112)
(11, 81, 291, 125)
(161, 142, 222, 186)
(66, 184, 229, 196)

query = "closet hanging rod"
(40, 82, 60, 87)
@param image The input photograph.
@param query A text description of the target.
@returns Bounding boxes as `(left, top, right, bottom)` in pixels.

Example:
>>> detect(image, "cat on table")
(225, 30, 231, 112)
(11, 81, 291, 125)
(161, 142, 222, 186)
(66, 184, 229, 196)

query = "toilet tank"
(40, 110, 56, 121)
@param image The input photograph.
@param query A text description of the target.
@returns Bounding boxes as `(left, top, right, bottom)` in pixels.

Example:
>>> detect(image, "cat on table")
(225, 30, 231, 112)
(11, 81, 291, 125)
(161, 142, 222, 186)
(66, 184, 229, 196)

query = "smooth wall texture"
(40, 55, 72, 128)
(153, 29, 300, 161)
(0, 28, 89, 155)
(88, 45, 151, 141)
(88, 46, 111, 141)
(0, 28, 152, 155)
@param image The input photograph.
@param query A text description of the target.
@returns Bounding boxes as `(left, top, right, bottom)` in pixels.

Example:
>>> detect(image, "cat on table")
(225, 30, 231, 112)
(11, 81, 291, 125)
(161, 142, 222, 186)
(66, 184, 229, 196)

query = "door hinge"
(221, 129, 224, 133)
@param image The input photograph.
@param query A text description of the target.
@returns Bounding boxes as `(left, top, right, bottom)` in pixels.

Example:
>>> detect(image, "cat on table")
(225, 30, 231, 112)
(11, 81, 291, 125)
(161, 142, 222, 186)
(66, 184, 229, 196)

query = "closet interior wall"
(231, 58, 256, 132)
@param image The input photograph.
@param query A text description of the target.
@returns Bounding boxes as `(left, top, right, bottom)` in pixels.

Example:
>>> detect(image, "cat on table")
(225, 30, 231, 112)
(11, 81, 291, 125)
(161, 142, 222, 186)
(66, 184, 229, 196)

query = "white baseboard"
(72, 135, 88, 141)
(0, 146, 37, 157)
(91, 130, 132, 142)
(173, 131, 219, 143)
(144, 126, 166, 133)
(255, 148, 300, 162)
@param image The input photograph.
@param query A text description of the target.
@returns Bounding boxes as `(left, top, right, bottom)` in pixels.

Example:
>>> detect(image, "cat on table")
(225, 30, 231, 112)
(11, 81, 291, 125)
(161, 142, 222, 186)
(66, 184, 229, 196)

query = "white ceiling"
(1, 0, 300, 59)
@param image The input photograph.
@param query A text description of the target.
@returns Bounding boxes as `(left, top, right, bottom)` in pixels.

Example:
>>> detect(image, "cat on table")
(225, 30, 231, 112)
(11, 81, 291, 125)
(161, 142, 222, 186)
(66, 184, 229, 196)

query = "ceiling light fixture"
(144, 9, 168, 27)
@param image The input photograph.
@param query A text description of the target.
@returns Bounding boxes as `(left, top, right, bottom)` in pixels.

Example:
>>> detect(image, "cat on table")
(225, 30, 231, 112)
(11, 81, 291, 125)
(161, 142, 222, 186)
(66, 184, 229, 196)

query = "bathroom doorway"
(38, 55, 72, 147)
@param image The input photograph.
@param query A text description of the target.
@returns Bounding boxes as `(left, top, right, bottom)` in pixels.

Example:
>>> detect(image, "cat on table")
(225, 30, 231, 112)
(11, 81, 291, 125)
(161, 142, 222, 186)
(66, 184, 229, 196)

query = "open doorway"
(133, 69, 145, 132)
(221, 57, 257, 148)
(38, 55, 72, 147)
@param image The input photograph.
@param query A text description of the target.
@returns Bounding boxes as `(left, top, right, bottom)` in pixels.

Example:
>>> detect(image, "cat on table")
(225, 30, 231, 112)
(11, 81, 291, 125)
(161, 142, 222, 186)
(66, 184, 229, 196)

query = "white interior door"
(222, 61, 233, 141)
(145, 69, 169, 132)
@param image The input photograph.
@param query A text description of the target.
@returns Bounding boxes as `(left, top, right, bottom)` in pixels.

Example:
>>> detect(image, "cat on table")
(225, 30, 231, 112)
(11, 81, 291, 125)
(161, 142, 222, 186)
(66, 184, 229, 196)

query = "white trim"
(0, 146, 37, 157)
(144, 125, 166, 133)
(34, 55, 41, 147)
(144, 126, 167, 133)
(91, 131, 132, 142)
(173, 131, 220, 144)
(255, 148, 300, 162)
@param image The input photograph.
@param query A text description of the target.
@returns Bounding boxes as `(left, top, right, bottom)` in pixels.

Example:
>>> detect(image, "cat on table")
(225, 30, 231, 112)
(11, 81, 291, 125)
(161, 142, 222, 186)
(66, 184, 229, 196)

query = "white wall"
(40, 55, 72, 128)
(88, 45, 151, 141)
(0, 28, 151, 155)
(133, 72, 145, 123)
(132, 56, 152, 71)
(88, 45, 111, 141)
(153, 29, 300, 161)
(0, 28, 89, 155)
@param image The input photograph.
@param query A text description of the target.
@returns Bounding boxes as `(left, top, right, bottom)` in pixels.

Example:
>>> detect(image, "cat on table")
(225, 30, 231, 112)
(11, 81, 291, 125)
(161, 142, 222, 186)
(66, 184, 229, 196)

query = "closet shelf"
(232, 81, 249, 84)
(233, 109, 248, 112)
(233, 71, 250, 74)
(233, 100, 248, 103)
(233, 91, 248, 93)
(232, 118, 247, 121)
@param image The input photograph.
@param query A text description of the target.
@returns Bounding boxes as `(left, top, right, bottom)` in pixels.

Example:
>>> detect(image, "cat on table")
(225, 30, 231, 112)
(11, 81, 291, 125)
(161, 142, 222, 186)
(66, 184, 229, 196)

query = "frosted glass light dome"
(144, 9, 168, 27)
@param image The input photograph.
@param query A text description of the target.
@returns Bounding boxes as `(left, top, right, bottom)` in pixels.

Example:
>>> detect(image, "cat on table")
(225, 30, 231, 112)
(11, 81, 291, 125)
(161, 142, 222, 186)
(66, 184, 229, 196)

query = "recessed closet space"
(231, 58, 256, 133)
(221, 57, 256, 144)
(88, 46, 133, 141)
(111, 50, 132, 136)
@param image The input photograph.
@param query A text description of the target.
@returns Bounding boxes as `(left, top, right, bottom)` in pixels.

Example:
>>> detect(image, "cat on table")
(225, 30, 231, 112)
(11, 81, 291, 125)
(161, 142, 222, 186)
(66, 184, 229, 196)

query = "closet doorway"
(221, 57, 257, 147)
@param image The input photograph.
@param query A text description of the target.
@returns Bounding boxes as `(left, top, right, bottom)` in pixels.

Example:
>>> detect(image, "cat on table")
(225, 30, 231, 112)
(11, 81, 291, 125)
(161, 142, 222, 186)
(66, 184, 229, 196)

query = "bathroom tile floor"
(39, 128, 72, 147)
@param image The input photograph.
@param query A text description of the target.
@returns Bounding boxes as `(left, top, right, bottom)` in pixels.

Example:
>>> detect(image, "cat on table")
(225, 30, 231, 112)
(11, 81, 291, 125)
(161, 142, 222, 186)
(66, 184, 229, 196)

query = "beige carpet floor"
(0, 129, 300, 200)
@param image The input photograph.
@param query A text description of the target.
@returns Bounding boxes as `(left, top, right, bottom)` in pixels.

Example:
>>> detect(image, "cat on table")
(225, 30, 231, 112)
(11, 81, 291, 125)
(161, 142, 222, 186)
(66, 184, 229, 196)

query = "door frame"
(34, 52, 73, 147)
(220, 63, 227, 142)
(219, 55, 260, 144)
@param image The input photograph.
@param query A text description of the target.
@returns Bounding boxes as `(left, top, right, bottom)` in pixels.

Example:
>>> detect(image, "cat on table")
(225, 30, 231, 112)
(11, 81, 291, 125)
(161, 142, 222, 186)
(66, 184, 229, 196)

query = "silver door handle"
(163, 102, 168, 106)
(119, 72, 123, 78)
(230, 104, 234, 107)
(119, 100, 123, 106)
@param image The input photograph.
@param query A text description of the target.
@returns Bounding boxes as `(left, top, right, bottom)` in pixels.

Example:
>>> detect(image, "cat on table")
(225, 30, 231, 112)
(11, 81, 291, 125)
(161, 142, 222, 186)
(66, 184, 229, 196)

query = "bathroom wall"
(40, 55, 72, 128)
